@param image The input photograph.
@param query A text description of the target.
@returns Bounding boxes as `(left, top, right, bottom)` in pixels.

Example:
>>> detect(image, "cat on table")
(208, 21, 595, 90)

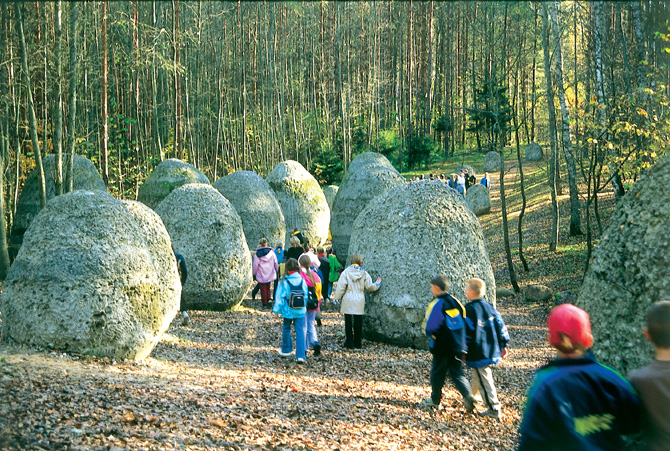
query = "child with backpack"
(273, 258, 309, 363)
(299, 255, 323, 357)
(463, 278, 509, 421)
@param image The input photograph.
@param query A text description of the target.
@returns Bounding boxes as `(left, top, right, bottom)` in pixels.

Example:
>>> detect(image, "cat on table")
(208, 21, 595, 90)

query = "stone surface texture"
(266, 160, 330, 246)
(347, 180, 496, 349)
(322, 185, 339, 210)
(11, 155, 106, 257)
(330, 152, 405, 265)
(525, 143, 544, 161)
(155, 183, 252, 311)
(578, 155, 670, 374)
(1, 190, 180, 360)
(213, 171, 286, 250)
(465, 184, 491, 216)
(455, 164, 476, 176)
(138, 159, 210, 209)
(482, 151, 502, 172)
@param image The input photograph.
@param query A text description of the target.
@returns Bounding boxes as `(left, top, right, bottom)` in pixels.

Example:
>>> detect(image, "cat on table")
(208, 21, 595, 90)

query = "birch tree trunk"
(101, 1, 109, 186)
(54, 0, 64, 196)
(541, 3, 560, 251)
(65, 2, 79, 193)
(550, 2, 581, 236)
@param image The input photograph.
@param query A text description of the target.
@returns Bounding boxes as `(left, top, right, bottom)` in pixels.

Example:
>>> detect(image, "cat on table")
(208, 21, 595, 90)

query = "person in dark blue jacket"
(421, 274, 477, 412)
(518, 304, 640, 451)
(464, 278, 510, 421)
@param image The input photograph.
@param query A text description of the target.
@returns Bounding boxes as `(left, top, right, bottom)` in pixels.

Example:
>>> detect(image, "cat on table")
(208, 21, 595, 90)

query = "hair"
(285, 258, 300, 273)
(276, 241, 284, 248)
(303, 242, 311, 252)
(430, 274, 450, 292)
(326, 246, 333, 256)
(647, 301, 670, 348)
(466, 278, 486, 298)
(259, 238, 268, 247)
(299, 254, 316, 285)
(350, 254, 363, 266)
(293, 227, 299, 232)
(317, 246, 325, 254)
(289, 236, 301, 247)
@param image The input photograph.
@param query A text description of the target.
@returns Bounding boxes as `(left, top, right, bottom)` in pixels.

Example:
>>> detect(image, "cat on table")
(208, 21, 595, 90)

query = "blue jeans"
(282, 316, 306, 359)
(305, 310, 320, 348)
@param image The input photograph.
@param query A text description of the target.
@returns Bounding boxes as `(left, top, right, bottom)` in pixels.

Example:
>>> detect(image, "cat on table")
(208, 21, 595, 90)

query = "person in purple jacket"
(252, 238, 278, 308)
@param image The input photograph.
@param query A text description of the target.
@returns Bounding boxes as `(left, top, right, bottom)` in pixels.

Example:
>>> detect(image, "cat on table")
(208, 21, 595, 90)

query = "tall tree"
(541, 3, 560, 251)
(550, 2, 581, 236)
(65, 1, 79, 193)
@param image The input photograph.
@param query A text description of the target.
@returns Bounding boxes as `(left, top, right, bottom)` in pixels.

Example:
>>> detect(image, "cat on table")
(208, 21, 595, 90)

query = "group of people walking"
(409, 170, 491, 197)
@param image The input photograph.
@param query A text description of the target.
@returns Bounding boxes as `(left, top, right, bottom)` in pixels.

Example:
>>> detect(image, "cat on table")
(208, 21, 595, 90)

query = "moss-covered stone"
(266, 160, 330, 246)
(578, 155, 670, 374)
(138, 159, 210, 209)
(348, 180, 496, 349)
(10, 155, 106, 259)
(213, 171, 286, 250)
(330, 152, 405, 264)
(155, 184, 253, 311)
(0, 190, 180, 360)
(322, 185, 339, 210)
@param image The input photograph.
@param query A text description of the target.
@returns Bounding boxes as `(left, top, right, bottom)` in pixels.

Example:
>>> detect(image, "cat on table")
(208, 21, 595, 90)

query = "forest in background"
(0, 2, 668, 256)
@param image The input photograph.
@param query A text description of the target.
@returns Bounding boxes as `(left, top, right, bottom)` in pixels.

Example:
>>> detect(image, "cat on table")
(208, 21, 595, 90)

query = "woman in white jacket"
(332, 254, 381, 349)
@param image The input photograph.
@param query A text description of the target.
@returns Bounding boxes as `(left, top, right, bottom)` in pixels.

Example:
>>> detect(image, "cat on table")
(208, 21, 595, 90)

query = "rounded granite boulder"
(578, 155, 670, 374)
(330, 152, 405, 264)
(482, 151, 502, 172)
(0, 190, 180, 360)
(266, 160, 330, 246)
(138, 159, 210, 209)
(465, 183, 491, 216)
(348, 180, 496, 349)
(155, 183, 253, 311)
(10, 154, 106, 258)
(525, 143, 544, 162)
(213, 171, 286, 250)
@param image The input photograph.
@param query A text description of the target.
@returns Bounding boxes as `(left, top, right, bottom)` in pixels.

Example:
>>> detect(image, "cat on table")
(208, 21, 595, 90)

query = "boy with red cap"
(518, 304, 640, 450)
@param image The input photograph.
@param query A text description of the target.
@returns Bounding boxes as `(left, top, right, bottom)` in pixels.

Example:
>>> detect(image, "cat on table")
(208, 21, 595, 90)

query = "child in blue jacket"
(273, 258, 309, 363)
(518, 304, 640, 450)
(421, 275, 477, 412)
(464, 278, 509, 421)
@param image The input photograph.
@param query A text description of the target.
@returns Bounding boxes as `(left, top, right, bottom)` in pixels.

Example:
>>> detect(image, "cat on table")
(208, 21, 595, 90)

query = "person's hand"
(376, 277, 382, 284)
(502, 348, 509, 359)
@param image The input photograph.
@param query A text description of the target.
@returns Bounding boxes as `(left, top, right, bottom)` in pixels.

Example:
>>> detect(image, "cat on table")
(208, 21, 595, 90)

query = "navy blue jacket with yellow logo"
(422, 293, 467, 357)
(518, 352, 640, 451)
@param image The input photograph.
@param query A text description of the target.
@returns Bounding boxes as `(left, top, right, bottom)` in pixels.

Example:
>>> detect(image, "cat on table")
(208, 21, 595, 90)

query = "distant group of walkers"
(408, 170, 491, 198)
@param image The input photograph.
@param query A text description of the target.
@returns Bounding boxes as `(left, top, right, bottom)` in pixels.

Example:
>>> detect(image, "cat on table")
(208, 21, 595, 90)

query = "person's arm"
(518, 384, 554, 451)
(252, 255, 259, 276)
(495, 310, 510, 349)
(273, 280, 286, 315)
(272, 253, 278, 273)
(331, 270, 348, 301)
(179, 258, 187, 284)
(363, 272, 381, 292)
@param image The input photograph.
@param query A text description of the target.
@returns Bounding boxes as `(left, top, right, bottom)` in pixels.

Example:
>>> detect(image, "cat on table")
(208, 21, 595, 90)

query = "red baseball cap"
(547, 304, 593, 349)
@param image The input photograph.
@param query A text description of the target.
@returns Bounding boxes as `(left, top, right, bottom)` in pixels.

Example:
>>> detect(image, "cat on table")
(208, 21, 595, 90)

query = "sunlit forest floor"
(0, 150, 617, 450)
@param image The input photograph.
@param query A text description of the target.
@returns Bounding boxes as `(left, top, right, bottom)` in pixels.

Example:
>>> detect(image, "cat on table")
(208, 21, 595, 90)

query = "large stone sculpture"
(266, 160, 330, 246)
(330, 152, 405, 264)
(1, 190, 180, 360)
(578, 155, 670, 374)
(348, 180, 496, 349)
(465, 184, 491, 216)
(155, 183, 252, 311)
(138, 159, 210, 209)
(213, 171, 286, 250)
(322, 185, 339, 210)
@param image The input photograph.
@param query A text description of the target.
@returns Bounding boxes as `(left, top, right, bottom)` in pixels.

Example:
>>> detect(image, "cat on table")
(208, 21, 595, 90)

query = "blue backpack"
(286, 278, 306, 309)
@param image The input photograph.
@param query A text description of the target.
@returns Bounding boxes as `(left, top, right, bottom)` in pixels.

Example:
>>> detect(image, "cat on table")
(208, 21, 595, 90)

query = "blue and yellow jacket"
(422, 293, 467, 356)
(518, 352, 640, 451)
(465, 298, 509, 368)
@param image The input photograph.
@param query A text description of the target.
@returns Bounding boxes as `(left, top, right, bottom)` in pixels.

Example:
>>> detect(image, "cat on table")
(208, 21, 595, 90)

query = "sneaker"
(277, 349, 292, 357)
(421, 398, 439, 408)
(296, 358, 306, 364)
(463, 396, 477, 414)
(313, 344, 321, 357)
(478, 409, 502, 421)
